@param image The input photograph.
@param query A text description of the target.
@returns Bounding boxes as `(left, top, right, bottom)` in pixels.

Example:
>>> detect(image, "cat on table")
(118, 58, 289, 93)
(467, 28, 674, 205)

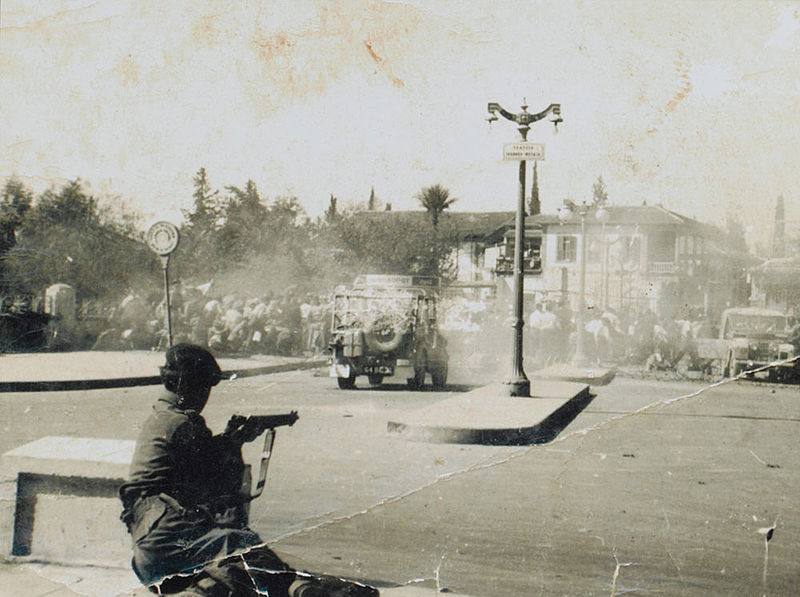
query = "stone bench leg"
(11, 472, 124, 557)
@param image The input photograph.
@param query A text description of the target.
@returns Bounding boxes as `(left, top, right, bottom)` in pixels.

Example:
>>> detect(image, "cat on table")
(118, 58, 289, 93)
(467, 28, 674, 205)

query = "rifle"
(227, 411, 299, 500)
(227, 411, 299, 435)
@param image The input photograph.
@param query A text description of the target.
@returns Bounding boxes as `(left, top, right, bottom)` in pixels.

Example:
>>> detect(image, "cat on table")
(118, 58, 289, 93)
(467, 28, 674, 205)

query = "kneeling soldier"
(119, 343, 377, 597)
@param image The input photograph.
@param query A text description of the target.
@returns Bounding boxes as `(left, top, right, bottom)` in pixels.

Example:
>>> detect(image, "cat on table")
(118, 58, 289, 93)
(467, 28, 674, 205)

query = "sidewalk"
(0, 350, 327, 391)
(0, 560, 145, 597)
(0, 560, 444, 597)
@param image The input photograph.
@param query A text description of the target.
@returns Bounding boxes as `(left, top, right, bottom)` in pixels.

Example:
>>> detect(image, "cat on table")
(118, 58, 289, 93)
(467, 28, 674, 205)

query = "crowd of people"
(89, 283, 331, 356)
(440, 293, 717, 374)
(524, 301, 709, 370)
(9, 281, 791, 380)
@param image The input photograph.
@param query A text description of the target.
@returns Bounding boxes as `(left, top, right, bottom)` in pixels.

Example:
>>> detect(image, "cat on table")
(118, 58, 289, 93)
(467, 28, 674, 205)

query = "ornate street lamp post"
(558, 200, 608, 368)
(487, 100, 562, 396)
(596, 207, 611, 309)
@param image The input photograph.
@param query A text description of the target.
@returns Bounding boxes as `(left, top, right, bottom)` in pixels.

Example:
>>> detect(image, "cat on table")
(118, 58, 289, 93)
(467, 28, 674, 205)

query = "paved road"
(2, 369, 798, 596)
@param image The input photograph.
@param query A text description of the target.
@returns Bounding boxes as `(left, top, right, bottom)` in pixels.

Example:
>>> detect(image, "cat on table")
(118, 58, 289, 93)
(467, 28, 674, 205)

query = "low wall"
(1, 437, 134, 567)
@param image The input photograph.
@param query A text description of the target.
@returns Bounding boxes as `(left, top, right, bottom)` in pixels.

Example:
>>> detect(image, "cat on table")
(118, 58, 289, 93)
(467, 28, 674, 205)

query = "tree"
(225, 180, 263, 215)
(325, 194, 338, 223)
(724, 214, 748, 254)
(528, 161, 540, 215)
(416, 184, 456, 227)
(772, 195, 785, 258)
(186, 167, 220, 233)
(217, 180, 268, 262)
(7, 180, 155, 300)
(332, 211, 459, 279)
(176, 168, 223, 279)
(592, 175, 608, 206)
(28, 180, 99, 228)
(0, 178, 33, 254)
(367, 187, 378, 210)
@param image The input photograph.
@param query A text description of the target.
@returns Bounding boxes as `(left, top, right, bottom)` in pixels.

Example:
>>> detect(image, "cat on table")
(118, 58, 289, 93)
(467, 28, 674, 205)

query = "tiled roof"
(483, 204, 724, 244)
(357, 204, 726, 244)
(494, 205, 717, 232)
(527, 204, 714, 228)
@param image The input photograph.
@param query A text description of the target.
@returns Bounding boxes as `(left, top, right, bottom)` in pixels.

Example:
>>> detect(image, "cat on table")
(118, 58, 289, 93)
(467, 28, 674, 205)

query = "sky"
(1, 0, 799, 252)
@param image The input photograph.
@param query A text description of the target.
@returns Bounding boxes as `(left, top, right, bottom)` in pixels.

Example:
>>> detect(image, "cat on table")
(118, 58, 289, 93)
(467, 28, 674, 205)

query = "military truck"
(328, 275, 449, 390)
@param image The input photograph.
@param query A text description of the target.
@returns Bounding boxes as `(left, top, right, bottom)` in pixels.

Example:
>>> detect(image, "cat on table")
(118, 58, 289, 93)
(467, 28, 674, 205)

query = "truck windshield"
(724, 314, 787, 338)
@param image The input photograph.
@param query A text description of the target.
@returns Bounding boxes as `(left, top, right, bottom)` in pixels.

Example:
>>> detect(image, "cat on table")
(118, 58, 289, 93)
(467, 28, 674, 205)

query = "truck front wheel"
(431, 362, 448, 388)
(337, 373, 356, 389)
(407, 361, 426, 390)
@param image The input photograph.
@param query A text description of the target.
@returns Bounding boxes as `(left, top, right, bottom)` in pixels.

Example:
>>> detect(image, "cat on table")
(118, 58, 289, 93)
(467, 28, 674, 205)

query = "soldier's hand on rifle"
(222, 415, 264, 445)
(223, 414, 246, 435)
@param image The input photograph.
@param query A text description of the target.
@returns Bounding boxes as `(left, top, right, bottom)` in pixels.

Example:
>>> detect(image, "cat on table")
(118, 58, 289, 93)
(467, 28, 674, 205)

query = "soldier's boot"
(288, 575, 379, 597)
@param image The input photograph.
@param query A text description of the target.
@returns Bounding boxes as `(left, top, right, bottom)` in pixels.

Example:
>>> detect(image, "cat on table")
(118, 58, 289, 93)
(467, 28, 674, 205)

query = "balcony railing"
(648, 261, 679, 274)
(494, 256, 542, 276)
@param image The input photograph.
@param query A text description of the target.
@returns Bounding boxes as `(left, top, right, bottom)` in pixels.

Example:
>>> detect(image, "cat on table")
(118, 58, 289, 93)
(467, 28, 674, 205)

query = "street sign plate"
(503, 143, 545, 161)
(147, 221, 180, 256)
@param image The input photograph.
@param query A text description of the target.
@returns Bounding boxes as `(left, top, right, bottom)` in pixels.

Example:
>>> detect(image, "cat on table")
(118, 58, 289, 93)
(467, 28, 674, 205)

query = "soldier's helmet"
(160, 343, 222, 392)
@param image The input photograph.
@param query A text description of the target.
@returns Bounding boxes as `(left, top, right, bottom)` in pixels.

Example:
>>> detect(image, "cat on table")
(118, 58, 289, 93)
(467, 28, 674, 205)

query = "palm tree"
(416, 184, 456, 227)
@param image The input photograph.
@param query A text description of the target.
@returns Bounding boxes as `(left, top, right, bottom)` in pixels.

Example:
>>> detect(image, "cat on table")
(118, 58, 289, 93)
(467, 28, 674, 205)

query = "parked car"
(328, 275, 448, 390)
(0, 309, 52, 352)
(719, 307, 797, 381)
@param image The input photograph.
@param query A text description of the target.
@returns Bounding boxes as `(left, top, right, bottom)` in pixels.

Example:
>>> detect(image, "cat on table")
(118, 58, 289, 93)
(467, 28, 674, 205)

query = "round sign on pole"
(147, 221, 180, 256)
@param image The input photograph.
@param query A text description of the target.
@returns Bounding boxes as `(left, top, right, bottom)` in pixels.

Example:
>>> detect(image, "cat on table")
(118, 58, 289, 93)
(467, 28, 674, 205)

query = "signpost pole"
(160, 255, 173, 348)
(146, 221, 180, 351)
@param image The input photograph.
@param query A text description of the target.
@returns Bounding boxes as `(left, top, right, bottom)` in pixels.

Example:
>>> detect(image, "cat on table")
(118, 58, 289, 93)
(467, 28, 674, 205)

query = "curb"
(0, 359, 327, 393)
(533, 365, 617, 386)
(387, 381, 593, 446)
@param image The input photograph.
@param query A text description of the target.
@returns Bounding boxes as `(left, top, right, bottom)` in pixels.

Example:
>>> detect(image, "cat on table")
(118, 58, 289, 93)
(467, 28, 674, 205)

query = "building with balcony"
(484, 204, 748, 319)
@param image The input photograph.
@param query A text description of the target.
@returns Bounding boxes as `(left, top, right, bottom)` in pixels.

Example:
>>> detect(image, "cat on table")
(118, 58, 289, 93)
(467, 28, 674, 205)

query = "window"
(524, 238, 542, 272)
(587, 237, 602, 263)
(678, 235, 695, 257)
(648, 230, 676, 262)
(612, 236, 641, 268)
(556, 235, 577, 262)
(627, 237, 641, 265)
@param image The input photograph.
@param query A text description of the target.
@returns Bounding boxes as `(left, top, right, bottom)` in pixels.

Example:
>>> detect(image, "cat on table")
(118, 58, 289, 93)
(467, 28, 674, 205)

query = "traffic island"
(386, 380, 592, 445)
(533, 363, 616, 386)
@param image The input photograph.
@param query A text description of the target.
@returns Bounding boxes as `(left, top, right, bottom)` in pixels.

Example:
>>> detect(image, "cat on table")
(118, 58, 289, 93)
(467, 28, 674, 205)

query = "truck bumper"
(330, 362, 351, 378)
(330, 358, 414, 380)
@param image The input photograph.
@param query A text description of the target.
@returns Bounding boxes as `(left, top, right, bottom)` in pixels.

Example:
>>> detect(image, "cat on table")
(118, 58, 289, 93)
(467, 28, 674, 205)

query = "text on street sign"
(503, 143, 545, 161)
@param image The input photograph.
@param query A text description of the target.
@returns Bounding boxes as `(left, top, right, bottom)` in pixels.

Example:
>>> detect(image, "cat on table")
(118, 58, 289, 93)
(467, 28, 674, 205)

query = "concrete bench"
(0, 436, 135, 567)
